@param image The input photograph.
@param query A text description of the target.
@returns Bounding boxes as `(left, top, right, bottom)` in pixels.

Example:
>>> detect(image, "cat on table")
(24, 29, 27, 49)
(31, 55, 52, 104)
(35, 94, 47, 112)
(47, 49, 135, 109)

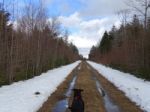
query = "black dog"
(69, 89, 84, 112)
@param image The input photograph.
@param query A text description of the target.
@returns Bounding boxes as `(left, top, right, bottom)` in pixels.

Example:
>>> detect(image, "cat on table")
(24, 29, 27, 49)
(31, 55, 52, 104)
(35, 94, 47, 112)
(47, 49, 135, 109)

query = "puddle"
(65, 76, 77, 97)
(53, 67, 120, 112)
(52, 100, 68, 112)
(95, 81, 105, 97)
(95, 77, 120, 112)
(78, 65, 81, 70)
(52, 74, 77, 112)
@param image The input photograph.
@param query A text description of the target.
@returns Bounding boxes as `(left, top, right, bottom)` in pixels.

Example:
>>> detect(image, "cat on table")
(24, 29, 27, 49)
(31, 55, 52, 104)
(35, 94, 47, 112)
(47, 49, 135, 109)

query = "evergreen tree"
(98, 31, 112, 53)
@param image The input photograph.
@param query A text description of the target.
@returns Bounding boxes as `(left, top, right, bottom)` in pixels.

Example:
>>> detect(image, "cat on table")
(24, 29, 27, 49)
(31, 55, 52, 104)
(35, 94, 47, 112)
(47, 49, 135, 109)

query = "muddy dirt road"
(38, 61, 143, 112)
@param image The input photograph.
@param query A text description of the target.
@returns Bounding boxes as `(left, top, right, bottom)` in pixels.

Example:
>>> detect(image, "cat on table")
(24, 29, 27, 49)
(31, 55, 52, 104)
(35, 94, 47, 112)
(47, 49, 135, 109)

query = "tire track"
(88, 62, 143, 112)
(38, 61, 143, 112)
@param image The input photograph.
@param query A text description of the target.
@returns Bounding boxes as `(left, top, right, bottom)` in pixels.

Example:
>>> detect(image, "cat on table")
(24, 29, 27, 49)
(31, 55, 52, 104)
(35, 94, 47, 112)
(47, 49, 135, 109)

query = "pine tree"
(98, 31, 112, 54)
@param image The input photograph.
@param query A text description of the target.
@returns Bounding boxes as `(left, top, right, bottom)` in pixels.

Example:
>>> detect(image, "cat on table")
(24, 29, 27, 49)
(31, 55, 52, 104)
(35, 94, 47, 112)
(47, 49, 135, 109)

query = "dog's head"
(72, 89, 83, 98)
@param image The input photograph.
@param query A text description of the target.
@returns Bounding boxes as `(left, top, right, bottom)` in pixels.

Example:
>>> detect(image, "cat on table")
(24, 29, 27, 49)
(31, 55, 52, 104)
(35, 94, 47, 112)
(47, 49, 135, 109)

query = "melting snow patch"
(0, 61, 80, 112)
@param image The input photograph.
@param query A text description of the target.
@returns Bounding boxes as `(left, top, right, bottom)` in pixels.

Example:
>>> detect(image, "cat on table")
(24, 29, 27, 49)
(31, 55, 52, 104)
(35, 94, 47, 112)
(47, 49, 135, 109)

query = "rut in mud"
(52, 76, 77, 112)
(37, 64, 81, 112)
(37, 61, 143, 112)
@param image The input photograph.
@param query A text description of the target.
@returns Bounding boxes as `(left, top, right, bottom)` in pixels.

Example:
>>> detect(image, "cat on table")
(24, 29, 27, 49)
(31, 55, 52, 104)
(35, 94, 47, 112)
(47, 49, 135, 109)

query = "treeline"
(0, 3, 80, 85)
(89, 15, 150, 80)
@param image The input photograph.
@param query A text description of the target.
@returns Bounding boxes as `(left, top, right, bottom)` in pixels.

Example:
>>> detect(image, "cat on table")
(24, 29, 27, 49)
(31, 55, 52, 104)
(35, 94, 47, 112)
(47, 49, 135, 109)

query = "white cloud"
(42, 0, 53, 6)
(59, 12, 81, 28)
(80, 0, 128, 17)
(80, 19, 106, 33)
(68, 34, 97, 48)
(58, 12, 121, 58)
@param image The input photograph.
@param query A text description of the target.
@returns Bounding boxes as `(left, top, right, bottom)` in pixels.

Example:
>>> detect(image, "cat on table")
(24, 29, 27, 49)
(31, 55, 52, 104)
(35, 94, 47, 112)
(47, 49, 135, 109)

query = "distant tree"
(131, 15, 141, 38)
(89, 46, 97, 60)
(98, 31, 112, 53)
(70, 43, 79, 54)
(117, 9, 130, 27)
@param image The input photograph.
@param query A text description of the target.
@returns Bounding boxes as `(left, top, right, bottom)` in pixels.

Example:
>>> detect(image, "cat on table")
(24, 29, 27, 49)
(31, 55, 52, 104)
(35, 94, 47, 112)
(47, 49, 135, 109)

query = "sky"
(54, 0, 127, 58)
(1, 0, 129, 58)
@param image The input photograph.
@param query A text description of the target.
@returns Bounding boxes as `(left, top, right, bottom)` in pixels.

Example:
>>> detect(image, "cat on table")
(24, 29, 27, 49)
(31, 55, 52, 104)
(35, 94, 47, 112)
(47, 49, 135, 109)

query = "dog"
(69, 89, 84, 112)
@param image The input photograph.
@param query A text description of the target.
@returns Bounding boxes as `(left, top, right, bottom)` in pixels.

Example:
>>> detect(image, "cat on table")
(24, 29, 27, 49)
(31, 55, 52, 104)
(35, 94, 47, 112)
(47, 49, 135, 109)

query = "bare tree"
(127, 0, 150, 29)
(8, 0, 15, 83)
(0, 0, 80, 85)
(35, 0, 47, 74)
(117, 9, 130, 26)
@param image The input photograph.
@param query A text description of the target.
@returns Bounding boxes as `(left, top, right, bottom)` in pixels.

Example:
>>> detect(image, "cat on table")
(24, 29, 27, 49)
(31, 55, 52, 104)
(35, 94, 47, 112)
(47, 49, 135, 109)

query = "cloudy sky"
(2, 0, 128, 58)
(54, 0, 127, 58)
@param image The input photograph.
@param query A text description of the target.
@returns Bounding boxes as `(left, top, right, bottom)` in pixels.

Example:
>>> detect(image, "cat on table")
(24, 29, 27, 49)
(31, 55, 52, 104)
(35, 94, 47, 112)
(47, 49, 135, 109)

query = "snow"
(88, 61, 150, 112)
(0, 61, 80, 112)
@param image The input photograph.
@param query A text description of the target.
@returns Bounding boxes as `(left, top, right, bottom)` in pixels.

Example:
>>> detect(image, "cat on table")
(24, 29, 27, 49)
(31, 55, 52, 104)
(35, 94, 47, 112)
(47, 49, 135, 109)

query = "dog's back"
(69, 89, 84, 112)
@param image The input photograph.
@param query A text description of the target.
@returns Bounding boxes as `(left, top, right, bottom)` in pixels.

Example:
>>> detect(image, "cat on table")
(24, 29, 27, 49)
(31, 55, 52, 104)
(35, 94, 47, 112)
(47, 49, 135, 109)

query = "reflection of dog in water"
(69, 89, 84, 112)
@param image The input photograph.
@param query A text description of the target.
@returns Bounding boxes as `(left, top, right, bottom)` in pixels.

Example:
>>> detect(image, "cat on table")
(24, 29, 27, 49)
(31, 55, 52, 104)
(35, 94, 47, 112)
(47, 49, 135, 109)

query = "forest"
(89, 11, 150, 79)
(0, 2, 80, 85)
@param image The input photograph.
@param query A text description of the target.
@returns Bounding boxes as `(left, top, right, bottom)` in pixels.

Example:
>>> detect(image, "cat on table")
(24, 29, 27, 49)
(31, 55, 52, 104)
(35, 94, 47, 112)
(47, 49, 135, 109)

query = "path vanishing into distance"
(38, 61, 143, 112)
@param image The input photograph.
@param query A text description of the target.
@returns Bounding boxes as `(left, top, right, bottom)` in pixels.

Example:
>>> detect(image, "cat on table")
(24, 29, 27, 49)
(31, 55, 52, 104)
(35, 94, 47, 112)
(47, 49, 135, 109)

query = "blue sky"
(47, 0, 85, 16)
(1, 0, 127, 58)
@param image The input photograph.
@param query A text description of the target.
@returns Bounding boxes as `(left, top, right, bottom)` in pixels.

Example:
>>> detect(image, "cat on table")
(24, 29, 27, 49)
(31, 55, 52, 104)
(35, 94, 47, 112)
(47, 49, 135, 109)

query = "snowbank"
(0, 61, 80, 112)
(88, 61, 150, 112)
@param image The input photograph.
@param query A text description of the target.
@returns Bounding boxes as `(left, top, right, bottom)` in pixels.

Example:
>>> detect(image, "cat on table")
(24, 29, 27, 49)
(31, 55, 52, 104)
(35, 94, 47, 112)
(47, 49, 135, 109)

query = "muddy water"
(88, 63, 120, 112)
(53, 63, 120, 112)
(94, 77, 120, 112)
(52, 71, 78, 112)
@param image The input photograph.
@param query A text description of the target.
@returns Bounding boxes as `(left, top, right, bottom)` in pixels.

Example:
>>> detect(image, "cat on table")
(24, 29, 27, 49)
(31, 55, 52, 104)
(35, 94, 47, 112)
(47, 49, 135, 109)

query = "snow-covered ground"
(0, 61, 80, 112)
(88, 61, 150, 112)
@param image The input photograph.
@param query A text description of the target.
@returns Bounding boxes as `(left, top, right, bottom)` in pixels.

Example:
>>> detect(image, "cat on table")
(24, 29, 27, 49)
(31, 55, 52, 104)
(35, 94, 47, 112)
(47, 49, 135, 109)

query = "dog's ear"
(68, 107, 72, 110)
(78, 89, 84, 92)
(80, 89, 84, 92)
(72, 88, 84, 92)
